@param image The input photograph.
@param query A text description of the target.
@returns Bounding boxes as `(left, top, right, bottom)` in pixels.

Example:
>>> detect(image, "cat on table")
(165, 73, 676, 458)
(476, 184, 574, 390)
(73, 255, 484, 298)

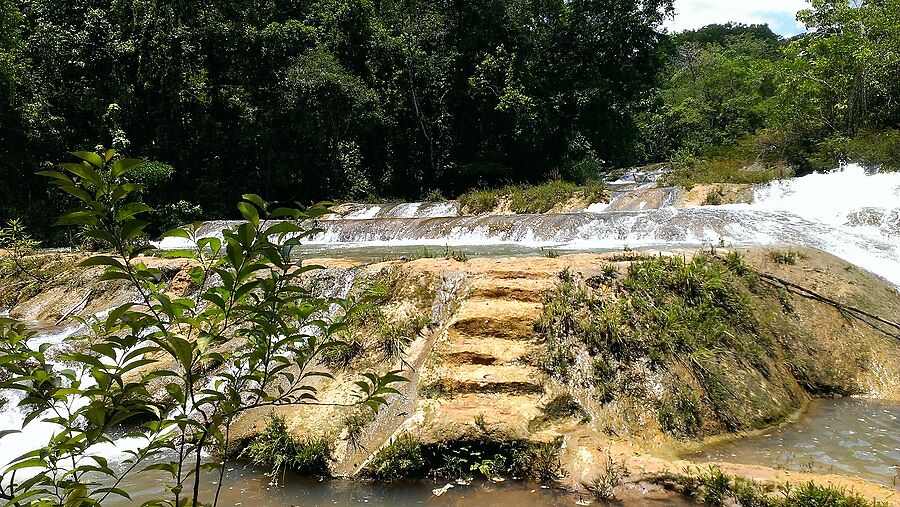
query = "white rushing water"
(4, 163, 900, 492)
(748, 164, 899, 236)
(0, 325, 82, 470)
(151, 165, 900, 287)
(329, 201, 461, 220)
(734, 164, 900, 286)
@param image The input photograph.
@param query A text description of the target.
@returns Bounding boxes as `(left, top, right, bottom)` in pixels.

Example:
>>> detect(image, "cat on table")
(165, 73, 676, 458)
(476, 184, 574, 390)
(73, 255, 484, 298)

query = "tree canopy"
(0, 0, 672, 239)
(2, 0, 900, 242)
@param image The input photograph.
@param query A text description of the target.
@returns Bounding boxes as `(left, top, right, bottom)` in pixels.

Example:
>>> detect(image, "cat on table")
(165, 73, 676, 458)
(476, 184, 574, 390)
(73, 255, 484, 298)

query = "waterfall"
(151, 165, 900, 287)
(745, 164, 900, 238)
(327, 201, 461, 220)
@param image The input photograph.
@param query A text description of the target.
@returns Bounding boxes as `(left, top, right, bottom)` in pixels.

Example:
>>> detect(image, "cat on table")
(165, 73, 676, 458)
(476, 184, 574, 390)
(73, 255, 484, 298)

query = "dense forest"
(0, 0, 899, 241)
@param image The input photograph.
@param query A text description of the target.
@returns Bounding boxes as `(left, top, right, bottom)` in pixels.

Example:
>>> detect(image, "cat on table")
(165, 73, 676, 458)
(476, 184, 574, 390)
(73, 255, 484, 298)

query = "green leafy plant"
(359, 433, 426, 482)
(0, 218, 45, 282)
(0, 149, 405, 506)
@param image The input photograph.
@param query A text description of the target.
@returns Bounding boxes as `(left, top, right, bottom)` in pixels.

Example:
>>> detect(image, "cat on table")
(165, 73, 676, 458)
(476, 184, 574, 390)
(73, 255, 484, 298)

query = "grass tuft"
(585, 454, 627, 501)
(458, 179, 608, 215)
(537, 253, 785, 438)
(242, 414, 332, 482)
(360, 433, 426, 482)
(769, 249, 807, 265)
(654, 466, 888, 507)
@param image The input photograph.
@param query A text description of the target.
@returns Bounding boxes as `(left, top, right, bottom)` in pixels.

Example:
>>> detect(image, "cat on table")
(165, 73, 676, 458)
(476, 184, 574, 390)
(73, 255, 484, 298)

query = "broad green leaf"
(72, 151, 104, 168)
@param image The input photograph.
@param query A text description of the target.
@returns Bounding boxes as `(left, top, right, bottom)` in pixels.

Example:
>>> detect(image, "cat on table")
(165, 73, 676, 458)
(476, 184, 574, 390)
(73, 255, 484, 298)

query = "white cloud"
(664, 0, 810, 36)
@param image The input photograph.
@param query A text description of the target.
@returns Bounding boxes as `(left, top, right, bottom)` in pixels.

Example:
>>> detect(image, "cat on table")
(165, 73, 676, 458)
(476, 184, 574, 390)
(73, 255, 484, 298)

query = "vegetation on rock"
(537, 252, 826, 438)
(361, 428, 564, 483)
(458, 180, 609, 214)
(242, 414, 332, 482)
(653, 466, 889, 507)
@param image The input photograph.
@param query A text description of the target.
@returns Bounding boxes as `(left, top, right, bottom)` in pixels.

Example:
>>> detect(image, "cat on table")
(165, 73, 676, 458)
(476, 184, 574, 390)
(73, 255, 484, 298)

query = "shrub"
(654, 467, 888, 507)
(509, 180, 577, 214)
(459, 179, 607, 215)
(459, 189, 500, 214)
(510, 441, 565, 481)
(769, 249, 807, 265)
(424, 188, 447, 202)
(665, 145, 785, 188)
(343, 408, 375, 451)
(156, 199, 203, 231)
(704, 186, 725, 205)
(585, 454, 626, 501)
(378, 323, 413, 362)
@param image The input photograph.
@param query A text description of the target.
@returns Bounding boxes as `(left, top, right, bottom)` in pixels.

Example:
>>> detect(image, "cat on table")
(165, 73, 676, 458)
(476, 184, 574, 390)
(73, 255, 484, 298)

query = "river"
(3, 164, 900, 504)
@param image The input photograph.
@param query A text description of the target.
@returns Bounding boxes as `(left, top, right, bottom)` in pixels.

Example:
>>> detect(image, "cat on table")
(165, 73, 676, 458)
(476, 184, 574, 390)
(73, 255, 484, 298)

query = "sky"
(664, 0, 811, 36)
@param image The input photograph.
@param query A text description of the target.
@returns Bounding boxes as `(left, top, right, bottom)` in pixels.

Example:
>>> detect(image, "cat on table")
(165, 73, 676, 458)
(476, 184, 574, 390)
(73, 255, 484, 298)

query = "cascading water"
(327, 201, 461, 220)
(731, 164, 900, 286)
(0, 325, 82, 470)
(0, 320, 154, 484)
(154, 165, 900, 287)
(6, 165, 900, 501)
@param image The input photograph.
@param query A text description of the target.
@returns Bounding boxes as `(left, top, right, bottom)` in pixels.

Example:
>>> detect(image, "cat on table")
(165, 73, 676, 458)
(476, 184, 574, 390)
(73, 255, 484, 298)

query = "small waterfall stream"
(0, 267, 368, 483)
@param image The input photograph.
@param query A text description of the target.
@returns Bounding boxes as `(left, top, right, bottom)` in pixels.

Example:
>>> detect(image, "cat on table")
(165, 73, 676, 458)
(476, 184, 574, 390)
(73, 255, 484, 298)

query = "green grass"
(360, 431, 564, 483)
(665, 154, 785, 188)
(541, 254, 760, 370)
(458, 189, 501, 214)
(360, 433, 427, 482)
(585, 454, 626, 501)
(508, 180, 578, 213)
(769, 249, 807, 265)
(409, 245, 468, 262)
(654, 466, 888, 507)
(242, 414, 332, 481)
(458, 179, 609, 215)
(148, 248, 197, 259)
(537, 253, 786, 438)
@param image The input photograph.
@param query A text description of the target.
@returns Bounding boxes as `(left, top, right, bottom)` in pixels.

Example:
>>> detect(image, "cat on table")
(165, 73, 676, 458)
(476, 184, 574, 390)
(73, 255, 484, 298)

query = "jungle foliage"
(1, 0, 899, 240)
(0, 0, 672, 241)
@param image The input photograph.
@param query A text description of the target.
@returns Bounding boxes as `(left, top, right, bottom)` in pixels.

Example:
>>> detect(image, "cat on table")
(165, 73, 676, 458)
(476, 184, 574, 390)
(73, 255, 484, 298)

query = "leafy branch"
(0, 148, 406, 506)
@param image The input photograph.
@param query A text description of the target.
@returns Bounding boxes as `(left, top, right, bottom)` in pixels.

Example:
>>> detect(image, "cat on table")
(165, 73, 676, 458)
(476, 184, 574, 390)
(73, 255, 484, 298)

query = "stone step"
(440, 332, 540, 366)
(419, 393, 546, 443)
(437, 364, 545, 395)
(449, 299, 543, 340)
(468, 278, 552, 304)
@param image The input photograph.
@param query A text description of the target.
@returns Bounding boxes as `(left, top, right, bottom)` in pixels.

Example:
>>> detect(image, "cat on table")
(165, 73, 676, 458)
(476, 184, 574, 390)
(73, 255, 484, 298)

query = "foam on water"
(734, 164, 900, 286)
(344, 205, 382, 219)
(749, 164, 900, 224)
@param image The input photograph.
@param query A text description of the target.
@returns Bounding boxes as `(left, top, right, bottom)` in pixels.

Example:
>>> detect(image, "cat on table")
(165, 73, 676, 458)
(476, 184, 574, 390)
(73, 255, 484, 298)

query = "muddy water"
(111, 465, 690, 506)
(689, 399, 900, 489)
